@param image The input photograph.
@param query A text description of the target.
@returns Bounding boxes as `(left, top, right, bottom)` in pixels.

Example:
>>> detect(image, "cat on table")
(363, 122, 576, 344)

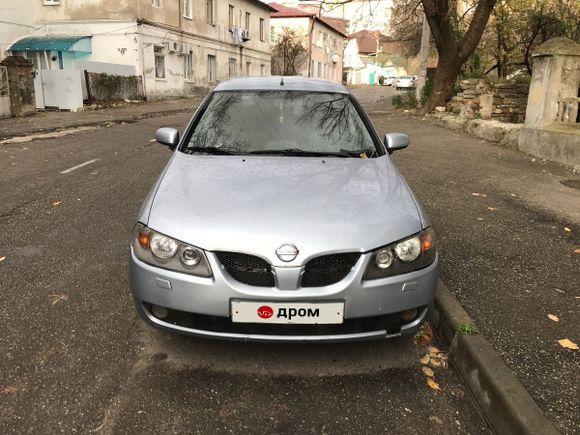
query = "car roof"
(214, 76, 349, 94)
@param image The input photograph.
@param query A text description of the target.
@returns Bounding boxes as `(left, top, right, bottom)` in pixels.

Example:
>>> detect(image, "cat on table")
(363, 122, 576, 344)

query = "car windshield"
(183, 91, 380, 157)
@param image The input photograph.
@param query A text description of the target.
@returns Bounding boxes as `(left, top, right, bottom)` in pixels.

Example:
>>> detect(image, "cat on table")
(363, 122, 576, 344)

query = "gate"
(0, 66, 11, 117)
(35, 69, 84, 111)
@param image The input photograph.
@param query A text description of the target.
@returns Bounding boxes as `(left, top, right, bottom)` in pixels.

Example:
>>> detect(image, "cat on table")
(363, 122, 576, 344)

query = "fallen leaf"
(430, 358, 442, 368)
(487, 207, 497, 211)
(0, 256, 6, 263)
(50, 293, 69, 305)
(471, 193, 488, 197)
(52, 201, 62, 207)
(427, 346, 440, 354)
(477, 217, 484, 221)
(510, 193, 516, 197)
(564, 227, 571, 232)
(427, 378, 441, 391)
(0, 386, 17, 394)
(422, 366, 435, 377)
(548, 314, 559, 322)
(558, 339, 578, 350)
(420, 354, 430, 365)
(574, 248, 580, 254)
(429, 416, 443, 425)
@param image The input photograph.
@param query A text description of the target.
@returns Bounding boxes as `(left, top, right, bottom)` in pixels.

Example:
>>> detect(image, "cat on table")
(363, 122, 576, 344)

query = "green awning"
(10, 36, 92, 53)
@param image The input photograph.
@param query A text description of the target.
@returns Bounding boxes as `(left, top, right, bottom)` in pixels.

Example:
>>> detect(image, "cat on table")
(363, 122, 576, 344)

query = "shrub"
(392, 94, 403, 108)
(420, 78, 433, 106)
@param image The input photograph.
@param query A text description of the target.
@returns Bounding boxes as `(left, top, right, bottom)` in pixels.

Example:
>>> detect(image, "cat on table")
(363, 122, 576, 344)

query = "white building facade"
(0, 0, 274, 101)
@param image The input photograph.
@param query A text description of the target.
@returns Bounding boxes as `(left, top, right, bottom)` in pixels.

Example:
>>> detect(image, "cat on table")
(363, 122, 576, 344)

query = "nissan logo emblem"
(275, 243, 299, 262)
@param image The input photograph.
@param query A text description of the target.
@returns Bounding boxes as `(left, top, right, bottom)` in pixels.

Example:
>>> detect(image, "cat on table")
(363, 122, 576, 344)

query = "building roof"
(269, 2, 348, 38)
(214, 76, 349, 94)
(350, 30, 381, 54)
(251, 0, 278, 12)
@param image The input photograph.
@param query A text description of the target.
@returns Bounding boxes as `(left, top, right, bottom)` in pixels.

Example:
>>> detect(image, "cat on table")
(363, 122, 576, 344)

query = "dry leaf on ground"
(574, 248, 580, 254)
(50, 293, 69, 305)
(414, 322, 433, 346)
(564, 227, 571, 232)
(420, 354, 430, 365)
(52, 201, 62, 207)
(0, 386, 17, 394)
(429, 416, 443, 425)
(422, 366, 435, 377)
(487, 207, 497, 211)
(548, 314, 559, 322)
(0, 256, 6, 263)
(430, 358, 442, 368)
(427, 378, 441, 391)
(477, 217, 484, 221)
(427, 346, 440, 354)
(471, 193, 487, 197)
(558, 339, 578, 350)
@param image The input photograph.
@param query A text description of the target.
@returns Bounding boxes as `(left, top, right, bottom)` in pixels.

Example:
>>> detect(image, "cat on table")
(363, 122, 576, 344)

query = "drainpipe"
(137, 21, 147, 99)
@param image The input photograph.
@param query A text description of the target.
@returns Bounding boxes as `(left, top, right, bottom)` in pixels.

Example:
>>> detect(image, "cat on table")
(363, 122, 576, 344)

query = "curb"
(429, 280, 559, 435)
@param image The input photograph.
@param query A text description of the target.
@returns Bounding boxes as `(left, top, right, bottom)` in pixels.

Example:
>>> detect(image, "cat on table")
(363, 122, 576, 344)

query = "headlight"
(132, 223, 212, 277)
(364, 228, 436, 280)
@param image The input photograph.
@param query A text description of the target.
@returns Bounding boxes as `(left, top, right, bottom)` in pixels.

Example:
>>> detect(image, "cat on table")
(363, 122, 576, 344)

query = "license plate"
(231, 301, 344, 324)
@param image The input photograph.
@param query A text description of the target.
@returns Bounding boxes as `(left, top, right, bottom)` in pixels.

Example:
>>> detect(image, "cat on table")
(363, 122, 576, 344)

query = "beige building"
(0, 0, 275, 101)
(269, 2, 347, 82)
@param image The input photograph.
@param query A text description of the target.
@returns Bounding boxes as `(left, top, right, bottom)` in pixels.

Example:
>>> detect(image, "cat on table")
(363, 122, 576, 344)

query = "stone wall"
(0, 56, 35, 117)
(86, 72, 144, 103)
(447, 79, 529, 123)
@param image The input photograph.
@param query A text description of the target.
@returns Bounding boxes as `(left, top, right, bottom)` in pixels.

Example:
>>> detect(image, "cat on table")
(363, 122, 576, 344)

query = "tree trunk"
(422, 56, 463, 113)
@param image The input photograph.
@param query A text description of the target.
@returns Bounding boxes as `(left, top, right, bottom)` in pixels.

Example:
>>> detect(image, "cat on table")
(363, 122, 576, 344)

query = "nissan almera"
(129, 77, 438, 342)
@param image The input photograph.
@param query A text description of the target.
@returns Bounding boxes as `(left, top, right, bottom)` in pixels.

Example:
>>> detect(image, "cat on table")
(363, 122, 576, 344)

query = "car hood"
(147, 152, 423, 266)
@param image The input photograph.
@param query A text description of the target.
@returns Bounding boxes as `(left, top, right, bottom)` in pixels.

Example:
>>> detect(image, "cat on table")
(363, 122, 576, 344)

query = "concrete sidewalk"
(0, 98, 202, 139)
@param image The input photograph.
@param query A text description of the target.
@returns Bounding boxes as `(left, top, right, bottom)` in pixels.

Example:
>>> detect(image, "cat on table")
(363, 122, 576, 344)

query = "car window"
(183, 91, 379, 157)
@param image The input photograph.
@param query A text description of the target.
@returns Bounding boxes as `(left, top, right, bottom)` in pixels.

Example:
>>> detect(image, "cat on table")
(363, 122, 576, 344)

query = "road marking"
(60, 158, 100, 174)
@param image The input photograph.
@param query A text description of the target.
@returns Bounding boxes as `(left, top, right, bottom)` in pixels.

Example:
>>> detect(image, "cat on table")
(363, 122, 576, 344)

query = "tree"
(420, 0, 497, 112)
(271, 27, 308, 76)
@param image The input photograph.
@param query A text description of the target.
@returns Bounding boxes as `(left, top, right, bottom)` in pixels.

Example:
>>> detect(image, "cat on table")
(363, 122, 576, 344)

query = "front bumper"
(129, 249, 438, 342)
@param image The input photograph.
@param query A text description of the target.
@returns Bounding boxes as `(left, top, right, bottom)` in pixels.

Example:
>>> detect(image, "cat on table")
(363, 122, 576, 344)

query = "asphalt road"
(0, 106, 489, 433)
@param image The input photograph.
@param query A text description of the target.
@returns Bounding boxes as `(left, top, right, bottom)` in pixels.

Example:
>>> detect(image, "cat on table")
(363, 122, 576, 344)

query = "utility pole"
(416, 9, 430, 102)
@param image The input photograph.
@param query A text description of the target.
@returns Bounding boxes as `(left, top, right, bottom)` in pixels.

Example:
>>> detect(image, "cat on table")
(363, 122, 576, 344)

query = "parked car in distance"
(385, 76, 396, 86)
(394, 76, 417, 90)
(129, 77, 438, 342)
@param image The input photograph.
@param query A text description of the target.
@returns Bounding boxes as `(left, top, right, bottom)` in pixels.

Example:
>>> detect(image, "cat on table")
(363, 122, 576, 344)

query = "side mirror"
(155, 127, 179, 148)
(384, 132, 409, 153)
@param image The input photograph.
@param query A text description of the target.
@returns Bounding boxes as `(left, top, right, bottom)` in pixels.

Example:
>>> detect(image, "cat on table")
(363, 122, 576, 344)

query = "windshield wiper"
(248, 148, 350, 157)
(184, 146, 238, 155)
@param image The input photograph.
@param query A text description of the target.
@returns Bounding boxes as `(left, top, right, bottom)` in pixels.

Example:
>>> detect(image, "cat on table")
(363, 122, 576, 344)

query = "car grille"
(215, 252, 275, 287)
(300, 253, 361, 287)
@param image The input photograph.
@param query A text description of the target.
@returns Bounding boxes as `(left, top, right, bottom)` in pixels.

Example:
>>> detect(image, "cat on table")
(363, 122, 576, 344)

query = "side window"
(154, 45, 165, 79)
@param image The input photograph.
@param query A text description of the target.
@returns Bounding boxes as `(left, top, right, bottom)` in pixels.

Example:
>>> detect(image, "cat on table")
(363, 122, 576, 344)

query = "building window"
(207, 54, 216, 82)
(270, 26, 276, 43)
(311, 60, 314, 77)
(259, 18, 265, 42)
(260, 64, 265, 76)
(229, 5, 235, 29)
(245, 12, 251, 31)
(152, 0, 161, 7)
(154, 45, 165, 79)
(184, 52, 193, 80)
(246, 61, 251, 76)
(228, 58, 237, 77)
(184, 0, 192, 18)
(206, 0, 215, 25)
(43, 0, 60, 5)
(317, 62, 321, 78)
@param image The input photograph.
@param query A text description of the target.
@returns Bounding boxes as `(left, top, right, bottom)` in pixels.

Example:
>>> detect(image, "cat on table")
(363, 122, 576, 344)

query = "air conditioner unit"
(178, 43, 190, 55)
(241, 29, 251, 41)
(166, 41, 179, 53)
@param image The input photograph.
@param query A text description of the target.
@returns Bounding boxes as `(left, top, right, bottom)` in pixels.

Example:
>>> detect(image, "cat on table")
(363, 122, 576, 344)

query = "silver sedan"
(129, 77, 438, 342)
